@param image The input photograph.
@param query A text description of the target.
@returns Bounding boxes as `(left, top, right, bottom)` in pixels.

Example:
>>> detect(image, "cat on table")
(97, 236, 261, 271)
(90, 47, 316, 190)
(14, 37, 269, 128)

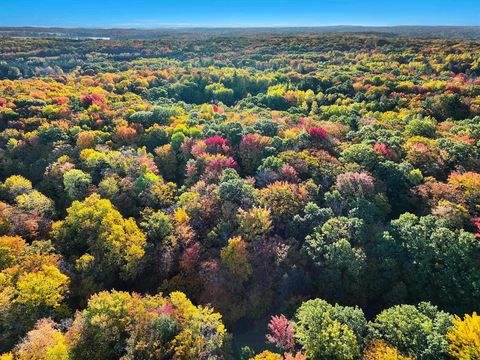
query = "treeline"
(2, 26, 480, 40)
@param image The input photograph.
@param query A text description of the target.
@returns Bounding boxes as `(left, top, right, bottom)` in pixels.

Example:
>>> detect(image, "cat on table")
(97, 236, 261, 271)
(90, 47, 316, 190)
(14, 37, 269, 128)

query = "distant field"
(1, 25, 480, 40)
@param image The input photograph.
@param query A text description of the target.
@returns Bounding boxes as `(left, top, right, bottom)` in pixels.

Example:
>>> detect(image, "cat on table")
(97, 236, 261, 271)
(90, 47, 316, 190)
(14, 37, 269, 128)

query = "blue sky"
(1, 0, 479, 28)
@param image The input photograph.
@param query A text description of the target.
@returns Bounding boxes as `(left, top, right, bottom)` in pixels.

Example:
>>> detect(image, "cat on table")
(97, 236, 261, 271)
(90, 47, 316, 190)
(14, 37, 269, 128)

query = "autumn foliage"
(0, 33, 480, 358)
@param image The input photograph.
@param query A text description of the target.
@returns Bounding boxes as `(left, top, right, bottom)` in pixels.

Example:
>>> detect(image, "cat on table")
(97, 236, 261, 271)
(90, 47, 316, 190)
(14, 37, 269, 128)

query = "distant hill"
(1, 25, 480, 40)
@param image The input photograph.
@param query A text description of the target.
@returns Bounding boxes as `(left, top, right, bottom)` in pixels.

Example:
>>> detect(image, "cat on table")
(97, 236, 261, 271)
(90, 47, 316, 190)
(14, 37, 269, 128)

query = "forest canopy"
(0, 33, 480, 359)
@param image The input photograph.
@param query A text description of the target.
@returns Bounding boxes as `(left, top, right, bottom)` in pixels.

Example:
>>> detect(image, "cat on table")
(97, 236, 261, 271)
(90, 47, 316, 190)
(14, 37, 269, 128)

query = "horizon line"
(2, 24, 480, 30)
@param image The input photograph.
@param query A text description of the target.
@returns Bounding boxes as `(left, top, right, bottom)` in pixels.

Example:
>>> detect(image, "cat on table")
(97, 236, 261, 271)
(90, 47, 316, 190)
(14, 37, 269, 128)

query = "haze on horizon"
(1, 0, 479, 28)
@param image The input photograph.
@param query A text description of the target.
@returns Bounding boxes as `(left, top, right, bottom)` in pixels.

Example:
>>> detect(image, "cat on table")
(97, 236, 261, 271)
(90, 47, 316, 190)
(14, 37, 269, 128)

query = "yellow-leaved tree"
(447, 312, 480, 360)
(363, 340, 412, 360)
(220, 236, 252, 281)
(51, 194, 146, 288)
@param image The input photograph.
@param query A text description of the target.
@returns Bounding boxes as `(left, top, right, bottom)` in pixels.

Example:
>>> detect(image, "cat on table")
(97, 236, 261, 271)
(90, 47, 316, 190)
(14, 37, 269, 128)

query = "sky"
(1, 0, 479, 28)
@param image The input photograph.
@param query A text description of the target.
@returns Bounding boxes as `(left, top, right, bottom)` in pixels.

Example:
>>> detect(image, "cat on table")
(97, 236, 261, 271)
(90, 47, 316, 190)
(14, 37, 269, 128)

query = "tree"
(340, 144, 379, 171)
(115, 125, 138, 145)
(254, 119, 280, 137)
(151, 105, 183, 125)
(140, 209, 173, 243)
(237, 206, 272, 242)
(68, 290, 142, 359)
(307, 127, 329, 144)
(304, 217, 367, 302)
(266, 314, 295, 352)
(288, 203, 333, 240)
(221, 121, 244, 147)
(239, 133, 272, 175)
(2, 175, 32, 200)
(257, 181, 310, 229)
(204, 135, 230, 154)
(51, 194, 146, 284)
(447, 312, 480, 360)
(76, 131, 97, 149)
(424, 94, 470, 121)
(448, 172, 480, 214)
(0, 237, 69, 353)
(14, 319, 69, 360)
(67, 290, 223, 360)
(169, 291, 227, 359)
(363, 340, 412, 360)
(0, 62, 20, 80)
(294, 298, 367, 360)
(284, 352, 307, 360)
(206, 83, 235, 106)
(170, 132, 185, 152)
(124, 313, 178, 359)
(374, 213, 480, 313)
(141, 124, 169, 151)
(369, 302, 452, 360)
(335, 171, 376, 200)
(251, 351, 283, 360)
(63, 169, 92, 200)
(218, 168, 255, 207)
(15, 265, 69, 310)
(405, 118, 437, 138)
(220, 237, 252, 281)
(0, 235, 27, 270)
(15, 190, 54, 216)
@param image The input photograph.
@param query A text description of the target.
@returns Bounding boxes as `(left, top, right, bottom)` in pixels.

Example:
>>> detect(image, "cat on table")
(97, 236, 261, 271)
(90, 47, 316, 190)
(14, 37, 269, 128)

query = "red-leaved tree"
(266, 314, 295, 352)
(472, 217, 480, 238)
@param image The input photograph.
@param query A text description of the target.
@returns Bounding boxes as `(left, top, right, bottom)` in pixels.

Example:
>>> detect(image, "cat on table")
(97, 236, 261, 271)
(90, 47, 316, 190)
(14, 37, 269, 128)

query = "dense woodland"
(0, 34, 480, 359)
